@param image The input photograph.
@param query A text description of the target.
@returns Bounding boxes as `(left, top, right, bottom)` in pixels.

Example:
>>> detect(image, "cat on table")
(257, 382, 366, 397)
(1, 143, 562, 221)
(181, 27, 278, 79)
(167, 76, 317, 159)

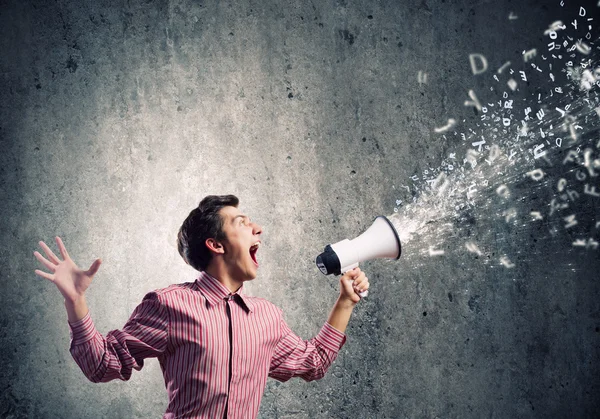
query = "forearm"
(69, 319, 131, 383)
(326, 297, 356, 333)
(65, 295, 89, 323)
(270, 309, 348, 383)
(68, 295, 168, 383)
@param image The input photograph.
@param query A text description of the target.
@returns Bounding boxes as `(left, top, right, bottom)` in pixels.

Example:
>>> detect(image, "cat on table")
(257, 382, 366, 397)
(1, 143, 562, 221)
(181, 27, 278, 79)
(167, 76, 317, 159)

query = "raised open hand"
(34, 236, 102, 304)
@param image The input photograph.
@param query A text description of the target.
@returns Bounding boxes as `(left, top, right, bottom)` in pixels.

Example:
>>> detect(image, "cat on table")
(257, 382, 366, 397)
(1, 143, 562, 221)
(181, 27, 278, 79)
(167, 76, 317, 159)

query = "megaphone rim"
(374, 215, 402, 259)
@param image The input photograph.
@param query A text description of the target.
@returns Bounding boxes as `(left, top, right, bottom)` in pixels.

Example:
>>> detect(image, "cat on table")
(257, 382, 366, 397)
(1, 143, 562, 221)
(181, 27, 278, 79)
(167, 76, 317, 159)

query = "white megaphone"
(315, 216, 401, 298)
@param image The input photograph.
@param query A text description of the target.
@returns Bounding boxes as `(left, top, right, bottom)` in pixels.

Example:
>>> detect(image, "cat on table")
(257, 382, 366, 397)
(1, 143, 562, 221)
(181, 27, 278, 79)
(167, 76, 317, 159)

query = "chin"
(247, 260, 259, 279)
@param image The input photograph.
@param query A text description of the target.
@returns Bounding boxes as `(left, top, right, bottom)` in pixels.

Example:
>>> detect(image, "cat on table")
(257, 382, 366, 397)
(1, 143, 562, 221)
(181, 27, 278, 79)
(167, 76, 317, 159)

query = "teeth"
(250, 242, 260, 250)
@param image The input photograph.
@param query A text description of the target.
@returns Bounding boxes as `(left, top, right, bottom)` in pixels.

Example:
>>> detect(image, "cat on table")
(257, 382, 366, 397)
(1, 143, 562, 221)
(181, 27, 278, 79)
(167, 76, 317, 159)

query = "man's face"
(218, 206, 263, 281)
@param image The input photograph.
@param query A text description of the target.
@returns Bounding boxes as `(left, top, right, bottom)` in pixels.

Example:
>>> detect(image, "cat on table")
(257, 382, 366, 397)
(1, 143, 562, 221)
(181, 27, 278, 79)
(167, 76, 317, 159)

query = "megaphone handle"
(342, 264, 369, 299)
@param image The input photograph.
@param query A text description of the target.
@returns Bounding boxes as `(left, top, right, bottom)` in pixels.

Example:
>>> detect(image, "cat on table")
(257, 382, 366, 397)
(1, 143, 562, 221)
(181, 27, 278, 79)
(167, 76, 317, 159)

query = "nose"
(251, 221, 262, 236)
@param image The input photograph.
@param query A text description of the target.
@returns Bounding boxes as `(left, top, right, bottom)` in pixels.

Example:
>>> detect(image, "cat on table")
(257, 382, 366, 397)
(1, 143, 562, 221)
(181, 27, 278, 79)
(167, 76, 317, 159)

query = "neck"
(205, 264, 244, 294)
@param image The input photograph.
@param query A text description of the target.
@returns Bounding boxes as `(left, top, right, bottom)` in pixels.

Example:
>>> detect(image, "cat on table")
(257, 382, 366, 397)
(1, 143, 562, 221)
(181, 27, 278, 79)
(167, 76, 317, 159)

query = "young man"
(34, 195, 369, 418)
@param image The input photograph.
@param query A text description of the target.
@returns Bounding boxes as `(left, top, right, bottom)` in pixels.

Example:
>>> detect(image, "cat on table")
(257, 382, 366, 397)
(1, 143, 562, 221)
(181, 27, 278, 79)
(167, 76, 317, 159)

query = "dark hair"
(177, 195, 239, 271)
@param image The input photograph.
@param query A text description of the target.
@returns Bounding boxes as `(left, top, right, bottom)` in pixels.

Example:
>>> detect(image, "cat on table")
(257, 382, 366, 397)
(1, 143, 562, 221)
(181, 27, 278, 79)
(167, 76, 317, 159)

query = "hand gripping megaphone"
(315, 216, 402, 297)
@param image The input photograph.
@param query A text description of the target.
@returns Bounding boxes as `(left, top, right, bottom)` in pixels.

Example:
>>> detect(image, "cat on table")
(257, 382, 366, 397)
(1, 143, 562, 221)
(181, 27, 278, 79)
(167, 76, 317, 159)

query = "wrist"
(64, 293, 86, 307)
(336, 295, 357, 310)
(64, 295, 89, 323)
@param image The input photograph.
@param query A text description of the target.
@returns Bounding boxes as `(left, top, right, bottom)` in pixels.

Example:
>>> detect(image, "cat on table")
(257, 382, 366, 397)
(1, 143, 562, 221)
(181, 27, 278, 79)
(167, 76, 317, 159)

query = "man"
(33, 195, 369, 418)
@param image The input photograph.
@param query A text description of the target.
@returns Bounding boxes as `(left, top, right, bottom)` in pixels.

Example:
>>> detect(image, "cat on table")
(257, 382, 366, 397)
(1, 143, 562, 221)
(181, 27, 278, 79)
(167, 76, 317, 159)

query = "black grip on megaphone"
(315, 245, 341, 275)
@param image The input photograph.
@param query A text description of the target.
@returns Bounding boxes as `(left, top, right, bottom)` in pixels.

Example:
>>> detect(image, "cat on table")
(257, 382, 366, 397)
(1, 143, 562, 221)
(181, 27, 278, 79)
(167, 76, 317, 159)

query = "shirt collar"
(195, 271, 254, 313)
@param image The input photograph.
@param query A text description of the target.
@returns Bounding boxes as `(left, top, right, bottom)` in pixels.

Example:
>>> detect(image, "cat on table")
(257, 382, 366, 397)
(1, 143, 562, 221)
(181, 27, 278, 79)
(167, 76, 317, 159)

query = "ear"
(205, 238, 225, 255)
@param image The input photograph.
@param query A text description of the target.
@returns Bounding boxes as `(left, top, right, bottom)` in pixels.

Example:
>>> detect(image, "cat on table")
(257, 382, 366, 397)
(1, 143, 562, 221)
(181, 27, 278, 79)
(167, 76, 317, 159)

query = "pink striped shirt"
(68, 271, 346, 418)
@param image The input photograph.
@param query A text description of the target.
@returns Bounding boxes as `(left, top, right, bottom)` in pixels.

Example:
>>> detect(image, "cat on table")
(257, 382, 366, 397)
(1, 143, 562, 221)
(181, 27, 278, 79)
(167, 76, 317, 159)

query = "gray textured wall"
(1, 0, 599, 418)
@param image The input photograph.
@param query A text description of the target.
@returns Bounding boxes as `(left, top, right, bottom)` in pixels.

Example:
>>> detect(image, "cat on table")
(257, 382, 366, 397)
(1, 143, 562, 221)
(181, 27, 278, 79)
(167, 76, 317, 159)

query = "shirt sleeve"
(268, 315, 346, 383)
(68, 291, 168, 383)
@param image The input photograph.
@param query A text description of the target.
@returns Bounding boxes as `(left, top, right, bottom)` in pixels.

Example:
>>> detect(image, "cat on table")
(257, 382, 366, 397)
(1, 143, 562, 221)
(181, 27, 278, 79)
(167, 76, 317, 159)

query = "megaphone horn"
(315, 216, 402, 297)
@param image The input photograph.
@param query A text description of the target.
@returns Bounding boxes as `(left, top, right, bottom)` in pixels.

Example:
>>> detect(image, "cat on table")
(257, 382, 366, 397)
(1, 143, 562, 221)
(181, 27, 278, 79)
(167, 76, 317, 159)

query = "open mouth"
(249, 242, 260, 267)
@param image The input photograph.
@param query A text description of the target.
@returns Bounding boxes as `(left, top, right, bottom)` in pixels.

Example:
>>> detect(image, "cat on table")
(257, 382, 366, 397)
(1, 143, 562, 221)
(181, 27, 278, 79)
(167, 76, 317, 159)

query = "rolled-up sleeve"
(68, 291, 168, 383)
(268, 317, 346, 383)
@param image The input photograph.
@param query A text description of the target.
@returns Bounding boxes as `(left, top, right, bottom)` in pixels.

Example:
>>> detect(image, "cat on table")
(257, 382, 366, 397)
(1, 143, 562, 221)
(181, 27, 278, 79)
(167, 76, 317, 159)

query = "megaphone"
(315, 215, 402, 297)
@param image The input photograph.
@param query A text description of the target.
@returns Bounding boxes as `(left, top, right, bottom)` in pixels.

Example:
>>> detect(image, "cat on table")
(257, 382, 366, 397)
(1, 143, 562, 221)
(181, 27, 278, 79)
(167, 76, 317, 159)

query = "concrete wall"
(1, 0, 599, 417)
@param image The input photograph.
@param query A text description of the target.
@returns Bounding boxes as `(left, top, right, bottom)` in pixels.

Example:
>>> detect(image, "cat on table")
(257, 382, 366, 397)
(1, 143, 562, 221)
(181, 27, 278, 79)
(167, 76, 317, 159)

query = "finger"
(353, 273, 367, 285)
(354, 285, 369, 296)
(85, 259, 102, 277)
(39, 241, 61, 264)
(55, 236, 70, 260)
(354, 277, 369, 292)
(34, 251, 56, 272)
(34, 269, 54, 282)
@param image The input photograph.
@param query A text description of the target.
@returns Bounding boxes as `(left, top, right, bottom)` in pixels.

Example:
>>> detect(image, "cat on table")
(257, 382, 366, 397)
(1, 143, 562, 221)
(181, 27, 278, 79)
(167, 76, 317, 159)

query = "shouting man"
(34, 195, 369, 418)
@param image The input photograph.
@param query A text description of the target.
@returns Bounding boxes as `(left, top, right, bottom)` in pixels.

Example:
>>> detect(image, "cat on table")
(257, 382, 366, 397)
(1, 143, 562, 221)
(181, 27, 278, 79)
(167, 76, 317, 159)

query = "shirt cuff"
(315, 322, 347, 353)
(68, 311, 98, 346)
